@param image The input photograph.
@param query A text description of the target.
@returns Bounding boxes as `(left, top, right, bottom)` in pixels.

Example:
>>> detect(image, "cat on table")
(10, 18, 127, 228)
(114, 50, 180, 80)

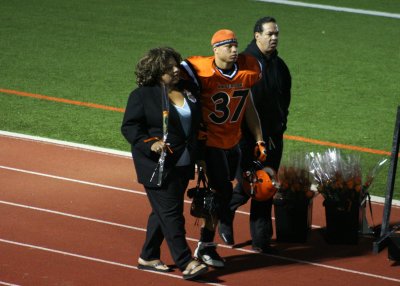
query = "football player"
(181, 29, 267, 268)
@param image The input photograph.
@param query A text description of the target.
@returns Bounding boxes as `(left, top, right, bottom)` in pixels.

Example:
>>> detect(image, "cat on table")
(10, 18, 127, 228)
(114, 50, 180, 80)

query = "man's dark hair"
(253, 16, 276, 34)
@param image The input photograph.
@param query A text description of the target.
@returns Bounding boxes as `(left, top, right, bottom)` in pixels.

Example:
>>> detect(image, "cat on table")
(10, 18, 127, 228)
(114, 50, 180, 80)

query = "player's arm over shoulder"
(238, 54, 262, 81)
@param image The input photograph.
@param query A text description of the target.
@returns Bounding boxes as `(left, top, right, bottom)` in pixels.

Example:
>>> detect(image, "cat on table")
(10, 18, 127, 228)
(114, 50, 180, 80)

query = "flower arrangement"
(307, 149, 387, 210)
(362, 158, 388, 194)
(274, 153, 315, 201)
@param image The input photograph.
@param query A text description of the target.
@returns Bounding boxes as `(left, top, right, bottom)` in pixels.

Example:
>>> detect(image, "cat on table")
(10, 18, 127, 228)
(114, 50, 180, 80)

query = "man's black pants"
(229, 134, 283, 248)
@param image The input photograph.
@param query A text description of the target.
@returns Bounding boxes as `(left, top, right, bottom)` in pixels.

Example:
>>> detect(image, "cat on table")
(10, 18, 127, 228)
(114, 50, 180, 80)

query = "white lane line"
(0, 199, 212, 244)
(0, 200, 146, 232)
(261, 252, 400, 283)
(0, 238, 225, 286)
(0, 164, 210, 209)
(0, 165, 144, 196)
(1, 199, 400, 283)
(255, 0, 400, 19)
(0, 281, 20, 286)
(0, 165, 326, 229)
(0, 130, 131, 158)
(1, 130, 398, 207)
(0, 199, 203, 244)
(1, 163, 398, 232)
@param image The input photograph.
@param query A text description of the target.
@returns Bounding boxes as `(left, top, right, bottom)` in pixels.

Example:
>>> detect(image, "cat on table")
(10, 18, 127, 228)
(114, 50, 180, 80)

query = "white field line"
(255, 0, 400, 19)
(0, 164, 205, 209)
(0, 200, 146, 232)
(0, 281, 20, 286)
(0, 165, 146, 197)
(1, 200, 400, 284)
(0, 164, 325, 230)
(0, 130, 131, 158)
(0, 238, 224, 286)
(1, 130, 398, 207)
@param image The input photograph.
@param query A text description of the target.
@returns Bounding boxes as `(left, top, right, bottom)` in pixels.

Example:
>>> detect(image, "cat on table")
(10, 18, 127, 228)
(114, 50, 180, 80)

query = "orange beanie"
(211, 29, 238, 47)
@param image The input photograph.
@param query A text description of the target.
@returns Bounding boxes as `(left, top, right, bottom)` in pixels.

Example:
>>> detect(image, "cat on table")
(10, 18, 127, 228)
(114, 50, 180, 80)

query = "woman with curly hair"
(121, 47, 208, 280)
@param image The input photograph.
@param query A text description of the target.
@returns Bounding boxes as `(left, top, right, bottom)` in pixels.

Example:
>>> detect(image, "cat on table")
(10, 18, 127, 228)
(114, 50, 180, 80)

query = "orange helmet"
(242, 167, 279, 201)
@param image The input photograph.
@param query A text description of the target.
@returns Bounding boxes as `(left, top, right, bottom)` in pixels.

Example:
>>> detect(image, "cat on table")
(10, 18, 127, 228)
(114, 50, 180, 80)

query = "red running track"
(0, 133, 399, 286)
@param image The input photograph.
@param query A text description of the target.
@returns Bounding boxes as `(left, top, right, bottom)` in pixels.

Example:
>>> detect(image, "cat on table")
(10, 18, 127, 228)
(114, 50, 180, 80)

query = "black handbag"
(187, 167, 219, 221)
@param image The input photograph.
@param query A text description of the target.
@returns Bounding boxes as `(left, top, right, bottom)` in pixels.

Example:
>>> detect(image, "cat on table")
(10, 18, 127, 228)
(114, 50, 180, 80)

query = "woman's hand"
(151, 140, 166, 154)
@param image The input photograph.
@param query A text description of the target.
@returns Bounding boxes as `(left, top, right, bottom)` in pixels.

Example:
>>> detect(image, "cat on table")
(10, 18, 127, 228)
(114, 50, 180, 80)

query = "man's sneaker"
(194, 242, 225, 268)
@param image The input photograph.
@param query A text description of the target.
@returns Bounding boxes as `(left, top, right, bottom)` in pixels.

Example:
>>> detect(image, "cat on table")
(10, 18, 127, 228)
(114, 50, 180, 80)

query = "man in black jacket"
(218, 17, 292, 252)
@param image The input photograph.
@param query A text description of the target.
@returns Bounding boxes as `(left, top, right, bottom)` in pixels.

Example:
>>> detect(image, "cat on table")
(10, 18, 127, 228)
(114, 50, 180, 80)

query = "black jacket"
(243, 39, 291, 136)
(121, 80, 202, 188)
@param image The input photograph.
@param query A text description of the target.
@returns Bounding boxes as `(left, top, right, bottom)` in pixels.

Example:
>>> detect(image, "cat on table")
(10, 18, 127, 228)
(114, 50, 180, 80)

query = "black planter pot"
(388, 232, 400, 261)
(274, 196, 313, 243)
(323, 197, 361, 244)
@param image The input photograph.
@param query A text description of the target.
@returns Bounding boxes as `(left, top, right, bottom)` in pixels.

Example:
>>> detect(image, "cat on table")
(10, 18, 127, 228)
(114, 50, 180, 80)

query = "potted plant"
(273, 154, 316, 243)
(308, 149, 387, 244)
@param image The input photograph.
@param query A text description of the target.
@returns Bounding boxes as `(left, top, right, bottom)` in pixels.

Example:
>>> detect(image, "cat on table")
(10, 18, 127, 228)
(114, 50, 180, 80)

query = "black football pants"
(201, 145, 241, 242)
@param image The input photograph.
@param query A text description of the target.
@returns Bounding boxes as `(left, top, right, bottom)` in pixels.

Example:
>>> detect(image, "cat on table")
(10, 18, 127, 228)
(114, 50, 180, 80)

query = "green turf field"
(1, 0, 399, 199)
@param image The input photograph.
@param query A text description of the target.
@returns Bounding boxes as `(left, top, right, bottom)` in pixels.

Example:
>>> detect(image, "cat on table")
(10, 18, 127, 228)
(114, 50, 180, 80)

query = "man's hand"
(254, 141, 267, 162)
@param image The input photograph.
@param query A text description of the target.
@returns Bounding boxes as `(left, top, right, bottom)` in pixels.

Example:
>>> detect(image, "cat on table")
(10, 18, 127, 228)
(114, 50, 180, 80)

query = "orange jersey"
(182, 54, 261, 149)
